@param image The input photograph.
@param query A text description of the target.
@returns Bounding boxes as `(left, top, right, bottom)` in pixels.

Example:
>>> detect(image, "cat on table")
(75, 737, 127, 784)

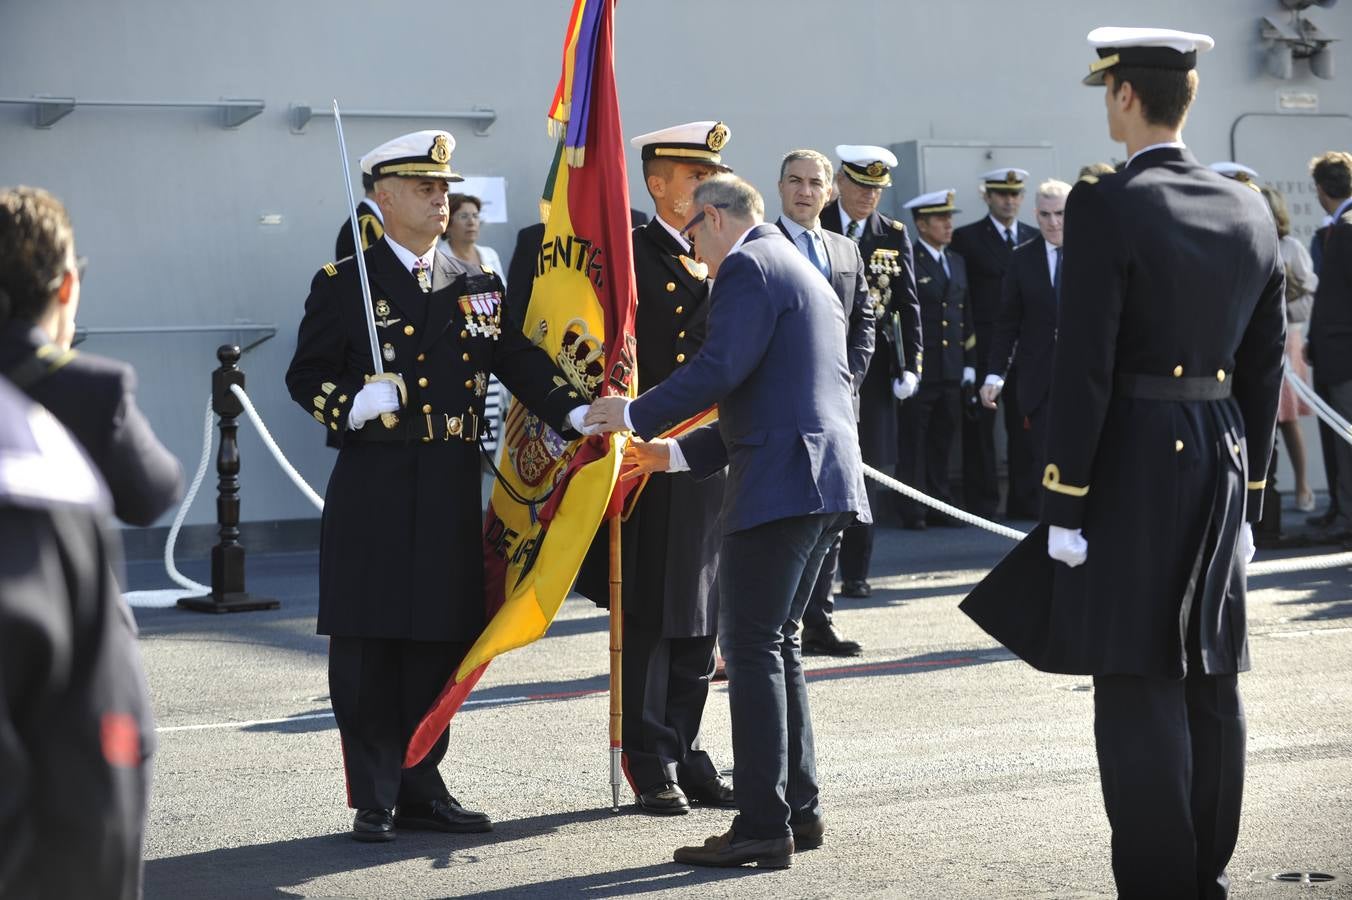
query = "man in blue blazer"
(774, 148, 873, 658)
(586, 175, 869, 869)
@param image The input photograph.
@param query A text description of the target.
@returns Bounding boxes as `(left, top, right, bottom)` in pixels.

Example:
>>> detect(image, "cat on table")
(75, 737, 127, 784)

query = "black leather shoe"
(673, 828, 793, 868)
(802, 623, 863, 657)
(683, 774, 735, 808)
(394, 796, 493, 833)
(636, 782, 690, 815)
(791, 817, 825, 850)
(352, 808, 395, 842)
(840, 579, 872, 597)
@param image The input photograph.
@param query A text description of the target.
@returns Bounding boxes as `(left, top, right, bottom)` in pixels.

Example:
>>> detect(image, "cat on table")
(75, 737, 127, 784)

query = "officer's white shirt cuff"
(622, 398, 634, 432)
(666, 439, 690, 473)
(984, 374, 1005, 389)
(567, 405, 589, 434)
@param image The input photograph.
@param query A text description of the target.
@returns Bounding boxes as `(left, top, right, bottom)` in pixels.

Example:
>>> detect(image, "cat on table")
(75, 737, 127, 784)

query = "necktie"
(1004, 228, 1015, 251)
(800, 231, 829, 278)
(413, 259, 432, 293)
(845, 220, 861, 242)
(939, 250, 951, 280)
(1053, 246, 1062, 300)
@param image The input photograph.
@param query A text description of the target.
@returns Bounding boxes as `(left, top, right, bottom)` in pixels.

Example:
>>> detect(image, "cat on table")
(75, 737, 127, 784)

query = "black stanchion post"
(178, 345, 280, 613)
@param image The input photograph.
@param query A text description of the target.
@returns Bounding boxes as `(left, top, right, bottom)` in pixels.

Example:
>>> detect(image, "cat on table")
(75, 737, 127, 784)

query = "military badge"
(1005, 170, 1019, 184)
(866, 161, 885, 178)
(375, 299, 390, 318)
(382, 342, 395, 362)
(706, 122, 730, 152)
(430, 133, 452, 164)
(678, 254, 708, 282)
(473, 371, 488, 398)
(459, 290, 503, 339)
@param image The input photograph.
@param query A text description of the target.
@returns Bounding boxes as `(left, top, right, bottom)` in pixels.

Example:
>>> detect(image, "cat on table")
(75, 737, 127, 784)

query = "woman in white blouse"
(1262, 185, 1319, 513)
(440, 193, 505, 282)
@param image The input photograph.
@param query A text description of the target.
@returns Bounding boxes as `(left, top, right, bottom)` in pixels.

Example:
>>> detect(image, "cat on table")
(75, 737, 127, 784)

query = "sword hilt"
(365, 372, 407, 430)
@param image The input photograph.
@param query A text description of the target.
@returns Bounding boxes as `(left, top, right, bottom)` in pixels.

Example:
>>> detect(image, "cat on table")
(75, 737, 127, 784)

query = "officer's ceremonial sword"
(332, 99, 405, 429)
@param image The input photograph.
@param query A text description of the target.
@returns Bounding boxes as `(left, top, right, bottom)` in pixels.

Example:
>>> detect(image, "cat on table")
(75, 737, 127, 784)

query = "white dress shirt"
(988, 215, 1020, 247)
(385, 236, 435, 273)
(655, 214, 693, 253)
(1126, 140, 1186, 168)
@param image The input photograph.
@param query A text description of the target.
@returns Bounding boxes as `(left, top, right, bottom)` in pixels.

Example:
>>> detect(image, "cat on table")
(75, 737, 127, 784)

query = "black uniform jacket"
(912, 241, 974, 383)
(1308, 206, 1352, 384)
(820, 203, 922, 465)
(774, 217, 875, 414)
(0, 377, 153, 900)
(286, 238, 581, 642)
(950, 216, 1037, 373)
(961, 148, 1286, 678)
(334, 198, 384, 261)
(0, 321, 183, 527)
(985, 235, 1059, 415)
(577, 218, 724, 637)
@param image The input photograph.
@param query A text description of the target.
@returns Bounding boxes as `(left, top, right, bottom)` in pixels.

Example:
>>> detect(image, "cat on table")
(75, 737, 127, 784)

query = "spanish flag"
(406, 0, 635, 767)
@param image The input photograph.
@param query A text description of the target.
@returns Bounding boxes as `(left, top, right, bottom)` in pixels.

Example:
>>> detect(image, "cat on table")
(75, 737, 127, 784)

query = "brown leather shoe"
(682, 774, 735, 807)
(636, 782, 690, 815)
(791, 817, 825, 850)
(673, 828, 793, 868)
(802, 623, 863, 657)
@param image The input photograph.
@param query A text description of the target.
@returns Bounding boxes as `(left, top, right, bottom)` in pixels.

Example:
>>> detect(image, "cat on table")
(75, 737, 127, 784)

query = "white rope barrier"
(229, 384, 324, 512)
(1286, 370, 1352, 443)
(862, 465, 1029, 541)
(123, 396, 216, 608)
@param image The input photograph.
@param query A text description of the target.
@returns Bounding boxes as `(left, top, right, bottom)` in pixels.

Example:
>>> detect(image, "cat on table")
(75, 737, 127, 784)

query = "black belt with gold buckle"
(1115, 373, 1233, 401)
(352, 408, 481, 443)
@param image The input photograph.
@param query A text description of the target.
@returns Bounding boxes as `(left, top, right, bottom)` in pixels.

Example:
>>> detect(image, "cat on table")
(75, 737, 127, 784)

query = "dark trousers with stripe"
(1092, 623, 1246, 899)
(328, 636, 468, 810)
(621, 625, 719, 793)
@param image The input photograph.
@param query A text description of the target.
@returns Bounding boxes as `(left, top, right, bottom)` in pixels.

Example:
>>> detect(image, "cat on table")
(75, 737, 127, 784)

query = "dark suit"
(0, 321, 183, 527)
(962, 147, 1285, 897)
(1307, 203, 1352, 531)
(0, 376, 154, 900)
(985, 235, 1060, 516)
(574, 216, 725, 796)
(776, 217, 875, 632)
(898, 242, 972, 524)
(951, 215, 1038, 516)
(629, 223, 868, 840)
(820, 201, 921, 585)
(286, 237, 580, 810)
(334, 198, 383, 261)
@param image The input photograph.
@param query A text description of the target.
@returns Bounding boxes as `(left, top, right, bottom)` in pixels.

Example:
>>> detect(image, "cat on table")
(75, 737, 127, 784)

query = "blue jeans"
(718, 511, 853, 839)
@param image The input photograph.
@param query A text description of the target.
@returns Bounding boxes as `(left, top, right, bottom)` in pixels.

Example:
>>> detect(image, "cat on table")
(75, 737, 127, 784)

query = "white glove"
(1238, 521, 1256, 566)
(961, 366, 976, 387)
(568, 405, 601, 436)
(348, 380, 400, 430)
(1047, 525, 1088, 568)
(892, 371, 919, 401)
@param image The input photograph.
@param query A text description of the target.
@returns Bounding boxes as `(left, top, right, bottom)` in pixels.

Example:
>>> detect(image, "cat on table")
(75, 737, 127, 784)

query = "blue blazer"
(628, 224, 871, 534)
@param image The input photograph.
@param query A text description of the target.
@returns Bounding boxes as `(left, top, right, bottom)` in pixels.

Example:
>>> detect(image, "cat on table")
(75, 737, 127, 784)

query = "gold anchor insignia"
(430, 134, 451, 164)
(1005, 170, 1019, 183)
(866, 161, 885, 178)
(706, 122, 729, 152)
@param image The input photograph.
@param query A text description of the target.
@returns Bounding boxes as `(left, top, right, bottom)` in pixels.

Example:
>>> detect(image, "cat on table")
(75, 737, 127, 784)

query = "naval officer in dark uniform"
(820, 145, 922, 598)
(961, 28, 1285, 898)
(950, 168, 1038, 518)
(898, 190, 973, 528)
(287, 130, 589, 842)
(334, 173, 384, 260)
(578, 121, 735, 815)
(774, 148, 874, 657)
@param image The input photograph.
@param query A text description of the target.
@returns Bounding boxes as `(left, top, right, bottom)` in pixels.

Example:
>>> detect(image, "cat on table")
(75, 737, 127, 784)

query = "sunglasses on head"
(681, 203, 730, 240)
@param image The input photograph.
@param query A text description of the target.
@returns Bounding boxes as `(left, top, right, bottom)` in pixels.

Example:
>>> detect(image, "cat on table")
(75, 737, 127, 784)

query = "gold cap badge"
(706, 122, 729, 152)
(430, 134, 451, 164)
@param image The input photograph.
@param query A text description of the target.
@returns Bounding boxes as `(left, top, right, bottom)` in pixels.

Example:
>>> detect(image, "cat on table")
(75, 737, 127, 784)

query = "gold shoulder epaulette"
(1079, 175, 1100, 186)
(891, 219, 906, 232)
(322, 262, 338, 277)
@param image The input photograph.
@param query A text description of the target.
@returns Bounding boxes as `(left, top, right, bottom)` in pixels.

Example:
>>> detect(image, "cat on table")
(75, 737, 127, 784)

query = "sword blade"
(332, 99, 384, 376)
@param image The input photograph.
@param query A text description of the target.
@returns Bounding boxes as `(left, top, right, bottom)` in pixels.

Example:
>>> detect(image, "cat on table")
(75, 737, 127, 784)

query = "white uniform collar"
(1127, 140, 1186, 168)
(384, 235, 435, 272)
(655, 214, 692, 252)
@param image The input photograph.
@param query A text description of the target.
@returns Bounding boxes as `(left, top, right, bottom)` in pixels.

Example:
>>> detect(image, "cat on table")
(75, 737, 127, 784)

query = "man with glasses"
(0, 185, 183, 527)
(979, 179, 1072, 516)
(577, 121, 737, 816)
